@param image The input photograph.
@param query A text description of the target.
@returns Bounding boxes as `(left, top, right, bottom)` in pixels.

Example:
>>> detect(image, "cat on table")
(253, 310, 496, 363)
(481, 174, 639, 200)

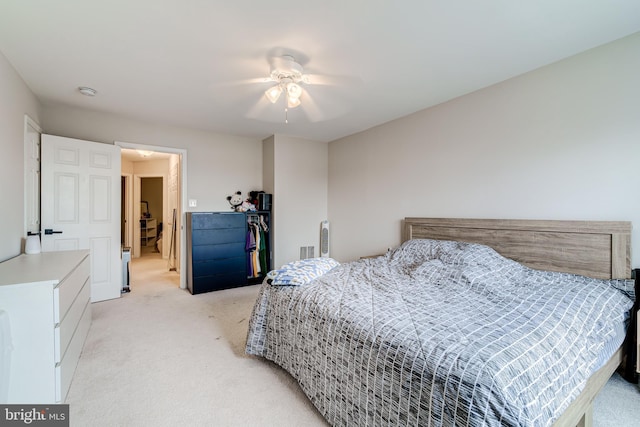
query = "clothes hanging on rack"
(253, 224, 261, 277)
(246, 214, 269, 279)
(258, 224, 267, 274)
(245, 224, 256, 277)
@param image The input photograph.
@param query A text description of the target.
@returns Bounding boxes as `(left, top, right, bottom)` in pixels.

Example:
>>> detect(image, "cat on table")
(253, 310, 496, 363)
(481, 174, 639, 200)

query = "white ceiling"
(120, 148, 172, 162)
(1, 1, 639, 142)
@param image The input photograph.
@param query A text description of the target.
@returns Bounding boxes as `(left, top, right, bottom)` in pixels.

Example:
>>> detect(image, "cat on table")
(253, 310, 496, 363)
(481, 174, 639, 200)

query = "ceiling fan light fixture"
(286, 82, 302, 99)
(136, 149, 154, 157)
(263, 55, 309, 114)
(265, 85, 282, 103)
(287, 96, 301, 109)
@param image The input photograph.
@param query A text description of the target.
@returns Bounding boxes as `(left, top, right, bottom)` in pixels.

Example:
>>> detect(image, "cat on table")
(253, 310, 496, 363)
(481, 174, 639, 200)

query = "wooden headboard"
(402, 218, 631, 279)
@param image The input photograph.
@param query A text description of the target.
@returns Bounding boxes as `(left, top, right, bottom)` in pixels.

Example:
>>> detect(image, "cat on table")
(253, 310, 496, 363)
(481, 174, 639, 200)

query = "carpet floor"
(65, 255, 640, 426)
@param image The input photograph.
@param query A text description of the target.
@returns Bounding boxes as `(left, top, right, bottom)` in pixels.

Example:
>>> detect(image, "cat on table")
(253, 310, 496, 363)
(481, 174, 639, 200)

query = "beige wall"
(0, 51, 41, 262)
(267, 135, 328, 268)
(167, 153, 182, 267)
(41, 105, 263, 213)
(125, 158, 177, 259)
(136, 160, 168, 236)
(328, 32, 640, 267)
(141, 177, 164, 222)
(262, 135, 275, 196)
(122, 158, 134, 174)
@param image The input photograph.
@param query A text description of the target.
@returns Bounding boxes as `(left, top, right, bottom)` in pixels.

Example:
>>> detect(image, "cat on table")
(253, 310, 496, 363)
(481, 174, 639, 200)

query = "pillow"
(267, 257, 340, 286)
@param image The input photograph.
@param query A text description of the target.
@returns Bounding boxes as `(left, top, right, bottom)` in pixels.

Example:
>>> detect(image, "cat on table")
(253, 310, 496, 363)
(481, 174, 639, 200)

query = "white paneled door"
(41, 134, 122, 302)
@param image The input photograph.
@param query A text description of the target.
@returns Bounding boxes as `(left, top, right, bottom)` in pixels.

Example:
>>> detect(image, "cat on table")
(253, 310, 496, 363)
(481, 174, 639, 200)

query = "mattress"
(246, 239, 634, 426)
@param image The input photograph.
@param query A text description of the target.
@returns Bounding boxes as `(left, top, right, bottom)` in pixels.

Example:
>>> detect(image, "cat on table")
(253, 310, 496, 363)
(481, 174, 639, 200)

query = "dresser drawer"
(0, 250, 90, 404)
(192, 227, 245, 245)
(55, 300, 91, 403)
(190, 212, 244, 229)
(192, 256, 245, 278)
(54, 278, 90, 363)
(191, 242, 245, 261)
(192, 271, 248, 293)
(53, 256, 90, 324)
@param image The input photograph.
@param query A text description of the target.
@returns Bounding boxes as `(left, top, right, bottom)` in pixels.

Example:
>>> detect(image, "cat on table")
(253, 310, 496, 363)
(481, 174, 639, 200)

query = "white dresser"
(0, 250, 91, 403)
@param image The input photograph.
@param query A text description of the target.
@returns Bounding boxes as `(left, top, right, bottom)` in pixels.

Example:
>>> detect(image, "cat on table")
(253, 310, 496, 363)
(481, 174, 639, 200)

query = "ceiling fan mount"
(264, 55, 309, 109)
(269, 55, 305, 83)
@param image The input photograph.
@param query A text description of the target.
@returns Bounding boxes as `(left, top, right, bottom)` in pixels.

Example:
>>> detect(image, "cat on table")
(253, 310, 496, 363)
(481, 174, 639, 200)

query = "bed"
(245, 218, 637, 427)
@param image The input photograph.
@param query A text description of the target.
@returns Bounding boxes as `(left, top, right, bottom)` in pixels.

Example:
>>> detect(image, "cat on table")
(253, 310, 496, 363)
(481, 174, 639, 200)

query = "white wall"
(268, 135, 328, 268)
(0, 51, 41, 262)
(329, 32, 640, 268)
(41, 105, 263, 212)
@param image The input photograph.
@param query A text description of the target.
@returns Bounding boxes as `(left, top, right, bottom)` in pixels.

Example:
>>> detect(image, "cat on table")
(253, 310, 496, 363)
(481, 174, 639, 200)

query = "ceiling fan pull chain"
(285, 107, 289, 124)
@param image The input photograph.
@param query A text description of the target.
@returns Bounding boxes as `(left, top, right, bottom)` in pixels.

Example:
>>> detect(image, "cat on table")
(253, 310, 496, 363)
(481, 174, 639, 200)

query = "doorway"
(117, 142, 187, 290)
(140, 177, 163, 257)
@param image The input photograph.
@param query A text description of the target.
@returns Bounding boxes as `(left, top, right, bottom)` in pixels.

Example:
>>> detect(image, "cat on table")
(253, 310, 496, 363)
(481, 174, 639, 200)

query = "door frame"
(121, 173, 133, 249)
(115, 141, 188, 290)
(23, 114, 42, 238)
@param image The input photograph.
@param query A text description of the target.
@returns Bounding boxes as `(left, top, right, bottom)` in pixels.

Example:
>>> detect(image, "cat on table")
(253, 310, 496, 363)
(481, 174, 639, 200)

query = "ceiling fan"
(242, 53, 360, 123)
(263, 55, 307, 109)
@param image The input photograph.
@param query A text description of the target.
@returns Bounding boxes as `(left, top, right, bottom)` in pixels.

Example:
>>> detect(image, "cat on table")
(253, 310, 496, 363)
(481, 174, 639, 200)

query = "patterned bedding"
(245, 239, 634, 426)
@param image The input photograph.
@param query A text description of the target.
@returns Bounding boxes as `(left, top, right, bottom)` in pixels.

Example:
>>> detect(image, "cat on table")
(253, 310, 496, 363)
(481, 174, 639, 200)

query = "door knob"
(44, 229, 63, 235)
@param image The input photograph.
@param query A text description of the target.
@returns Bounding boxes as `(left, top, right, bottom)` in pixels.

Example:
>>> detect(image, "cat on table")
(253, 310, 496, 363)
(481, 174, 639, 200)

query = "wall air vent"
(300, 246, 315, 260)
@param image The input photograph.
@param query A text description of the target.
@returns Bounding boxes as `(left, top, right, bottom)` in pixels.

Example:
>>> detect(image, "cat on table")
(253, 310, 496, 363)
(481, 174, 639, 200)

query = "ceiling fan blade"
(246, 96, 273, 120)
(237, 52, 364, 124)
(214, 76, 273, 88)
(299, 88, 326, 122)
(302, 73, 362, 87)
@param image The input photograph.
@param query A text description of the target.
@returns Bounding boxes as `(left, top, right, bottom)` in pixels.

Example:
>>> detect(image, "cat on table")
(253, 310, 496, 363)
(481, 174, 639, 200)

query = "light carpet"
(66, 255, 640, 426)
(65, 255, 327, 427)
